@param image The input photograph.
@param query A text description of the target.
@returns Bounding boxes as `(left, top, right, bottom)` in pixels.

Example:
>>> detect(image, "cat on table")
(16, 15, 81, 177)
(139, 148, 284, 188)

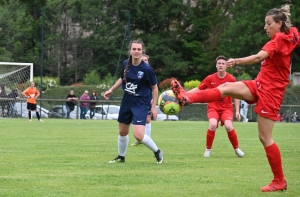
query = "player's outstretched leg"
(170, 79, 191, 106)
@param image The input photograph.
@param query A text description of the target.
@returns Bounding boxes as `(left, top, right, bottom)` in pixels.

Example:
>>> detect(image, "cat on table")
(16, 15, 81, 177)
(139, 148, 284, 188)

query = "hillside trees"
(0, 0, 299, 86)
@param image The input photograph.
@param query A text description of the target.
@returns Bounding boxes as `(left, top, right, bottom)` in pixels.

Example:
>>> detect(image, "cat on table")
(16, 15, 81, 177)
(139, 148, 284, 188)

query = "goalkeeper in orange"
(22, 81, 43, 122)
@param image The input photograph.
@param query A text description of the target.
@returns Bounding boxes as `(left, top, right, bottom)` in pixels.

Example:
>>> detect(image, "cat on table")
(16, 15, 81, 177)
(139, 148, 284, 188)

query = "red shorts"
(207, 109, 233, 127)
(243, 80, 284, 121)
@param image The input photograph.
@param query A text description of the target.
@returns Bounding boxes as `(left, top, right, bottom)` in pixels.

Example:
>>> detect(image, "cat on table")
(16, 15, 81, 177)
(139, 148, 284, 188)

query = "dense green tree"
(177, 0, 233, 81)
(1, 0, 299, 87)
(0, 2, 39, 63)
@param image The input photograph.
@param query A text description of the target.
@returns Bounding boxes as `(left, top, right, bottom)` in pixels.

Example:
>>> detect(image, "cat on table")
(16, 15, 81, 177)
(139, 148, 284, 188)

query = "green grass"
(0, 119, 299, 197)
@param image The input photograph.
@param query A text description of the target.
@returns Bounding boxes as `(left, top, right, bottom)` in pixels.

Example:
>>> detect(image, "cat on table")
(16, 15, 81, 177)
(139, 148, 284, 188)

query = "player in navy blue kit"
(104, 39, 163, 164)
(131, 54, 153, 146)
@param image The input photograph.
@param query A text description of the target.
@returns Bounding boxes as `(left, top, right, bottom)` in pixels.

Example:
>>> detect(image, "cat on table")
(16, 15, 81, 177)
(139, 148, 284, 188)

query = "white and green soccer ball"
(157, 90, 182, 115)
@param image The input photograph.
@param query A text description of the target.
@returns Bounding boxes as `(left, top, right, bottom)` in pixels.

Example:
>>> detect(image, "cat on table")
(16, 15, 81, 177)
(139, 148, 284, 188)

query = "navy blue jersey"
(121, 59, 157, 97)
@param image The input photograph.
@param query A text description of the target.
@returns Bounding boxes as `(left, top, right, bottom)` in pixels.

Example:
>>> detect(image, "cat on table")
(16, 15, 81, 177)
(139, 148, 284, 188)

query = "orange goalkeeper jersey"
(22, 87, 40, 104)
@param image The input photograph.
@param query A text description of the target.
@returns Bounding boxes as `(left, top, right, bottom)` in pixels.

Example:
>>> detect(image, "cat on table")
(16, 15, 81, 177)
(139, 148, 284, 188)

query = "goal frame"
(0, 62, 33, 82)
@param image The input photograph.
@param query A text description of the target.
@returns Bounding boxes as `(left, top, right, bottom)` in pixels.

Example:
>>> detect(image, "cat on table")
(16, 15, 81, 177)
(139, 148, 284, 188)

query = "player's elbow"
(253, 55, 263, 63)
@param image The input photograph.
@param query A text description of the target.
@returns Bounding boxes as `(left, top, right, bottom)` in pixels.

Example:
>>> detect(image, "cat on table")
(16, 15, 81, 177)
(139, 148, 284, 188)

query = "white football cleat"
(203, 149, 211, 157)
(235, 148, 244, 157)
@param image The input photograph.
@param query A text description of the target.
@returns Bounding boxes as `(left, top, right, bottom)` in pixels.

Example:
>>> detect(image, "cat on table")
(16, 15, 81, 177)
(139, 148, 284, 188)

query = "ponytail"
(123, 56, 132, 83)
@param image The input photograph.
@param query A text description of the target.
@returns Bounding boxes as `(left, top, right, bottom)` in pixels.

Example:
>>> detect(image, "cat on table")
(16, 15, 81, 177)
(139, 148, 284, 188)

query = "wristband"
(234, 59, 237, 66)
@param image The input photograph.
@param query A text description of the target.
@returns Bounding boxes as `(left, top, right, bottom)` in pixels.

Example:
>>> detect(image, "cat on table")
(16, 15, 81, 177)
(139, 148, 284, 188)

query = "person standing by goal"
(22, 81, 43, 122)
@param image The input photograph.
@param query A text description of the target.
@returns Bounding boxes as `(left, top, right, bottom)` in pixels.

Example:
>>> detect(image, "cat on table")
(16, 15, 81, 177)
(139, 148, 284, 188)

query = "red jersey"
(244, 27, 300, 120)
(258, 27, 300, 97)
(198, 72, 236, 110)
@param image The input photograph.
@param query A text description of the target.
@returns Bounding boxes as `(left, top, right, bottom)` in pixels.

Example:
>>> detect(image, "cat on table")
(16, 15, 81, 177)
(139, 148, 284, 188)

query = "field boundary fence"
(0, 98, 299, 122)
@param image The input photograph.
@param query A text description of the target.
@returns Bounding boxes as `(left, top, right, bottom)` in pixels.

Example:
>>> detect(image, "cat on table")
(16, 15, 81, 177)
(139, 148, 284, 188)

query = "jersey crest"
(137, 71, 144, 79)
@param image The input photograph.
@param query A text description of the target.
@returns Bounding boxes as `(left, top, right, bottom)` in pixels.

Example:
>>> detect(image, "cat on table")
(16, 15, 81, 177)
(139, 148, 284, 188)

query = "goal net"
(0, 62, 33, 117)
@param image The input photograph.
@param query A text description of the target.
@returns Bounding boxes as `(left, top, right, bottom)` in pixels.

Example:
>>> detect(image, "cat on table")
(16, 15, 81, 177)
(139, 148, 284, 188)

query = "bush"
(183, 80, 201, 90)
(83, 70, 101, 85)
(100, 73, 114, 87)
(25, 76, 59, 93)
(236, 72, 252, 81)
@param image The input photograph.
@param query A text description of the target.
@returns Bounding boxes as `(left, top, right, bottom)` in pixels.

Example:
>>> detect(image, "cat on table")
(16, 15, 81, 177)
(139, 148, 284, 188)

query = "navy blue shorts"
(118, 94, 151, 125)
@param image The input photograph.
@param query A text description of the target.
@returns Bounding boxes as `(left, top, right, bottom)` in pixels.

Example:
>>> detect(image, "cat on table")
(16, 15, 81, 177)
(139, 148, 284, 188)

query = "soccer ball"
(157, 90, 182, 115)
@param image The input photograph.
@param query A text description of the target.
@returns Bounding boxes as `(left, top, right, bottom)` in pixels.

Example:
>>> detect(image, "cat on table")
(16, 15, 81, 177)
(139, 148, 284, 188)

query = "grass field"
(0, 119, 299, 197)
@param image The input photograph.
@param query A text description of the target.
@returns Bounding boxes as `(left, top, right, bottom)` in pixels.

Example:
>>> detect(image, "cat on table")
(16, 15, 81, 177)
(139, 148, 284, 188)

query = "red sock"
(206, 129, 215, 149)
(227, 129, 239, 149)
(264, 143, 285, 182)
(189, 88, 222, 103)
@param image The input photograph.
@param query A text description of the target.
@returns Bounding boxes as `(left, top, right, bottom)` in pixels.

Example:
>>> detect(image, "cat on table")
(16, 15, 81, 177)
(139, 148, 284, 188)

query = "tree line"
(0, 0, 299, 86)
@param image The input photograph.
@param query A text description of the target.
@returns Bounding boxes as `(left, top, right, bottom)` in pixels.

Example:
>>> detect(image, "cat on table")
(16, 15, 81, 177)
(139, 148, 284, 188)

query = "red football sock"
(264, 143, 285, 182)
(206, 129, 216, 149)
(188, 88, 222, 103)
(227, 129, 239, 149)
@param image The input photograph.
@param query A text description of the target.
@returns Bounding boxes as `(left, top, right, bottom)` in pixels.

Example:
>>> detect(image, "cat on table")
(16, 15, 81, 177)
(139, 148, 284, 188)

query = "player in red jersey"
(171, 7, 299, 192)
(192, 55, 243, 158)
(22, 81, 43, 122)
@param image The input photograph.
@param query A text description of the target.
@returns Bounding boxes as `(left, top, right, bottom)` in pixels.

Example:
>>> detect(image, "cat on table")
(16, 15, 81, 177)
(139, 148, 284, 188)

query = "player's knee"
(258, 134, 267, 145)
(209, 124, 217, 130)
(134, 132, 144, 141)
(224, 124, 233, 131)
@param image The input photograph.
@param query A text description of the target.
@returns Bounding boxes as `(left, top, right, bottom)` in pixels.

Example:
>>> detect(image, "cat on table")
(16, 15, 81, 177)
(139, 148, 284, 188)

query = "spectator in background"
(291, 112, 298, 123)
(276, 112, 283, 122)
(7, 89, 19, 117)
(240, 100, 249, 122)
(80, 90, 90, 119)
(66, 90, 78, 118)
(285, 110, 290, 122)
(0, 84, 8, 117)
(89, 90, 99, 119)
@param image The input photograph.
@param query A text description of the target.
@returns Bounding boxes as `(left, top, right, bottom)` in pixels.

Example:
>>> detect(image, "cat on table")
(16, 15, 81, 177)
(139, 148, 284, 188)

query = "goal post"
(0, 62, 33, 93)
(0, 62, 34, 117)
(0, 62, 33, 79)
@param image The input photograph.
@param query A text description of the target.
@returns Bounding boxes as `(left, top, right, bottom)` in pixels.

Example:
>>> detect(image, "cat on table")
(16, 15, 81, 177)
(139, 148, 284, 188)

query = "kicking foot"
(170, 79, 191, 106)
